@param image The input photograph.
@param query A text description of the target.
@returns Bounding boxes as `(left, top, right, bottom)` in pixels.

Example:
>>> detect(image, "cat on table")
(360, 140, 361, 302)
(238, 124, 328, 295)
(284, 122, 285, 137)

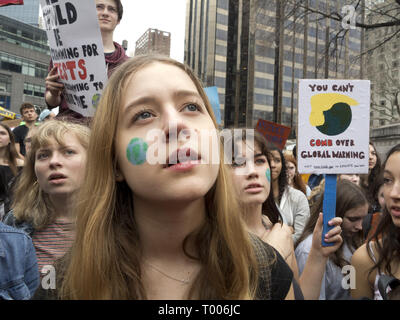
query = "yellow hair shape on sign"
(309, 93, 359, 126)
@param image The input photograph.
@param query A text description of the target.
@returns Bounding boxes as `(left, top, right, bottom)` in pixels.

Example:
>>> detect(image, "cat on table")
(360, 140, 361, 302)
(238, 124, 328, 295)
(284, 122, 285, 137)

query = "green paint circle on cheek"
(266, 168, 271, 182)
(126, 138, 148, 165)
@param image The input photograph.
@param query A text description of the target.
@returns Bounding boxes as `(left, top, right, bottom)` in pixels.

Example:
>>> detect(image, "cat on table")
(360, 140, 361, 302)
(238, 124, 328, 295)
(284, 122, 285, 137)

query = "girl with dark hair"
(269, 144, 310, 242)
(360, 142, 382, 212)
(0, 123, 24, 218)
(227, 129, 296, 271)
(228, 128, 343, 299)
(296, 180, 368, 300)
(284, 153, 311, 197)
(351, 144, 400, 300)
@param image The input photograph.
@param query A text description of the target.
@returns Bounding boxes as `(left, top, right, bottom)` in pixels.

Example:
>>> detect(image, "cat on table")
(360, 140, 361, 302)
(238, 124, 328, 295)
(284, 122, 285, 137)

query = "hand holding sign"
(45, 66, 64, 97)
(311, 212, 343, 255)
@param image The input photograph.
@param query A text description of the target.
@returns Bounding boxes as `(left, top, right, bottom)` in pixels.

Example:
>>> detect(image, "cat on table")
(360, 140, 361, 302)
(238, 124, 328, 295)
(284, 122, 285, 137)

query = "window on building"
(24, 83, 45, 97)
(0, 52, 47, 78)
(0, 73, 11, 93)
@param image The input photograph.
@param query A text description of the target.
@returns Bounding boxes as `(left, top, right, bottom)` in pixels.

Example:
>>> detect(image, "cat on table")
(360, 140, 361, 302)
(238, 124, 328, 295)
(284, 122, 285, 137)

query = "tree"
(284, 0, 400, 58)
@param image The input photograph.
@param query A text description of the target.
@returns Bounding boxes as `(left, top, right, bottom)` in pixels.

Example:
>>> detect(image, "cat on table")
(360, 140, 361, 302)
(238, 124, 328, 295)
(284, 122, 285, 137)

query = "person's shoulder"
(287, 186, 305, 197)
(16, 158, 24, 166)
(287, 186, 309, 203)
(351, 242, 375, 267)
(12, 124, 24, 132)
(0, 221, 30, 240)
(295, 233, 312, 253)
(12, 124, 27, 135)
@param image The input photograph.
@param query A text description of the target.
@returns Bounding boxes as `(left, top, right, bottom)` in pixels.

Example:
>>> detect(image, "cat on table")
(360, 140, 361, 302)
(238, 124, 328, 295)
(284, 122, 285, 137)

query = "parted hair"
(284, 153, 307, 196)
(268, 144, 288, 203)
(367, 144, 400, 277)
(11, 120, 90, 230)
(59, 55, 268, 300)
(225, 128, 282, 225)
(296, 180, 367, 268)
(112, 0, 123, 21)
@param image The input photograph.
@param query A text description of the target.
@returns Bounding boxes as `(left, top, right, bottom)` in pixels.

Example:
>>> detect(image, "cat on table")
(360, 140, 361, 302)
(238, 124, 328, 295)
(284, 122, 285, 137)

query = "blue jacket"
(0, 222, 39, 299)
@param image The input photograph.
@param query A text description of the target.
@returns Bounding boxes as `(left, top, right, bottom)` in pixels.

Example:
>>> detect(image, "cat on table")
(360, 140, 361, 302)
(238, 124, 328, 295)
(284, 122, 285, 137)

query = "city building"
(0, 0, 40, 26)
(185, 0, 362, 133)
(0, 14, 50, 115)
(365, 0, 400, 129)
(135, 28, 171, 57)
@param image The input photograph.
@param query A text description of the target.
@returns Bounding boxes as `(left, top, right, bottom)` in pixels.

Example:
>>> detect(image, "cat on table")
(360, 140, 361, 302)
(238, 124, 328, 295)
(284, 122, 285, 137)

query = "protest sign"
(0, 0, 23, 6)
(297, 79, 370, 246)
(204, 86, 221, 125)
(297, 79, 370, 174)
(40, 0, 108, 117)
(0, 106, 17, 119)
(255, 119, 291, 150)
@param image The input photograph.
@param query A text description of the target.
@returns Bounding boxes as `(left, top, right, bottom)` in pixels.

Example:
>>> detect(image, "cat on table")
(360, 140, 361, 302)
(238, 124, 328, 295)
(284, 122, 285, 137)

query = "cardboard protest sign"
(297, 80, 370, 174)
(204, 86, 221, 125)
(255, 119, 291, 150)
(40, 0, 108, 117)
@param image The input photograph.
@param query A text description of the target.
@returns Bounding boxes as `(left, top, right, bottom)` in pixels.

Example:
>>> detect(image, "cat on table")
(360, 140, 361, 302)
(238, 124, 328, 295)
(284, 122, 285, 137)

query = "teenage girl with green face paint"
(54, 55, 301, 300)
(227, 128, 344, 299)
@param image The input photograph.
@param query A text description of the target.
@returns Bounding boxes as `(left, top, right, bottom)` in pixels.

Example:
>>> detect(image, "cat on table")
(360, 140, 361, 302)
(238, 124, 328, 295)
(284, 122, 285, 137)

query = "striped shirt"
(32, 217, 75, 274)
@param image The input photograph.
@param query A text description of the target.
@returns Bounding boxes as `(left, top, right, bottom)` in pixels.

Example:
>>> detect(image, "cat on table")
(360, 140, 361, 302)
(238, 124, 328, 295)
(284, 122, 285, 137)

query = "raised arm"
(298, 213, 343, 300)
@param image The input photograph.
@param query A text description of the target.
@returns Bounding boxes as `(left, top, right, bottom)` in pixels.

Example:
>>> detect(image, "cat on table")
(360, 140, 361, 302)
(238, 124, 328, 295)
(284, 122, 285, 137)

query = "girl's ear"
(115, 165, 124, 182)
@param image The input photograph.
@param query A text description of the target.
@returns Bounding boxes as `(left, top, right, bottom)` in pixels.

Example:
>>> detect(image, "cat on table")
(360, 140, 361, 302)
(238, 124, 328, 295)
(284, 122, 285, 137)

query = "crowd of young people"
(1, 53, 399, 301)
(1, 0, 399, 302)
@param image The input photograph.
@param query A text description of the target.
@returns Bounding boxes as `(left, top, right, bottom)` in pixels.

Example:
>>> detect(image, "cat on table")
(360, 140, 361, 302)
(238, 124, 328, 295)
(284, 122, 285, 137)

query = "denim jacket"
(0, 222, 39, 299)
(2, 210, 35, 237)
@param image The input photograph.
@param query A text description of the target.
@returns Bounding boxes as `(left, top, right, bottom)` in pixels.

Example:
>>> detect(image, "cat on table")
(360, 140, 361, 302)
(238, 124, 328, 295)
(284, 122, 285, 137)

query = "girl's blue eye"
(65, 149, 75, 155)
(183, 104, 199, 112)
(134, 111, 154, 122)
(232, 158, 246, 167)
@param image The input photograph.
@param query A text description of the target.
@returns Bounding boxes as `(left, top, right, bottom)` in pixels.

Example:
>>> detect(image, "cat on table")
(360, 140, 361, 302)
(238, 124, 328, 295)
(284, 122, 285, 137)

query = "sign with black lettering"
(297, 79, 370, 174)
(40, 0, 108, 117)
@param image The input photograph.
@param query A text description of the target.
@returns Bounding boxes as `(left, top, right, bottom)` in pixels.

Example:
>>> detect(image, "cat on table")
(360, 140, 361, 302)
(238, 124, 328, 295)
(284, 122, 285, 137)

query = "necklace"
(144, 260, 191, 285)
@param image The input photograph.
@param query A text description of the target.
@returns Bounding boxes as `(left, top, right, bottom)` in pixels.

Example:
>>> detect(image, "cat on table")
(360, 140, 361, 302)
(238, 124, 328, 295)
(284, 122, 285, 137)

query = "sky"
(113, 0, 187, 62)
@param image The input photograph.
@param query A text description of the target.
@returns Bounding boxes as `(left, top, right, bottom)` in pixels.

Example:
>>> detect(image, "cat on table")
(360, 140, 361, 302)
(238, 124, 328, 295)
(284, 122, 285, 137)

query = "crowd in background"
(1, 0, 400, 301)
(0, 55, 399, 300)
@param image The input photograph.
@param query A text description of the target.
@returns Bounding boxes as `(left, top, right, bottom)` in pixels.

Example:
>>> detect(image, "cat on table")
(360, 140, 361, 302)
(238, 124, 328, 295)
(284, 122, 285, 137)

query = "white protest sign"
(40, 0, 108, 117)
(297, 79, 370, 174)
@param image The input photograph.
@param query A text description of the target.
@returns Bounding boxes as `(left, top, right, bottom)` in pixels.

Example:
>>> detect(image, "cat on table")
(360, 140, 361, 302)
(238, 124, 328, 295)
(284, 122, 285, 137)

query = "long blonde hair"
(12, 120, 90, 229)
(60, 55, 263, 299)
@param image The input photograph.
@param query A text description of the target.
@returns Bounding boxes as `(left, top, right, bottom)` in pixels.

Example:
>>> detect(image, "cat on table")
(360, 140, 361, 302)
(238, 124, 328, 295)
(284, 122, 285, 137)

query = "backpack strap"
(378, 275, 400, 300)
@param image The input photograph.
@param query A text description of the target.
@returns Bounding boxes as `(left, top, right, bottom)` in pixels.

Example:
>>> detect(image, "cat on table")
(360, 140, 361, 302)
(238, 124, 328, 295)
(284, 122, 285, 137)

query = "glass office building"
(0, 14, 50, 114)
(0, 0, 40, 26)
(185, 0, 362, 132)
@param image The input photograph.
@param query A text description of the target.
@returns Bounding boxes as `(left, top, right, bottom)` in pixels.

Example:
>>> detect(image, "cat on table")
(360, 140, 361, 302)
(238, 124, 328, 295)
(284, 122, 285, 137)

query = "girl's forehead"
(386, 152, 400, 170)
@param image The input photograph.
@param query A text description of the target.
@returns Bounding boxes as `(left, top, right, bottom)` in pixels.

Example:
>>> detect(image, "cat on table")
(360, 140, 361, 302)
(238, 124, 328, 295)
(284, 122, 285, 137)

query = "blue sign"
(204, 86, 221, 125)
